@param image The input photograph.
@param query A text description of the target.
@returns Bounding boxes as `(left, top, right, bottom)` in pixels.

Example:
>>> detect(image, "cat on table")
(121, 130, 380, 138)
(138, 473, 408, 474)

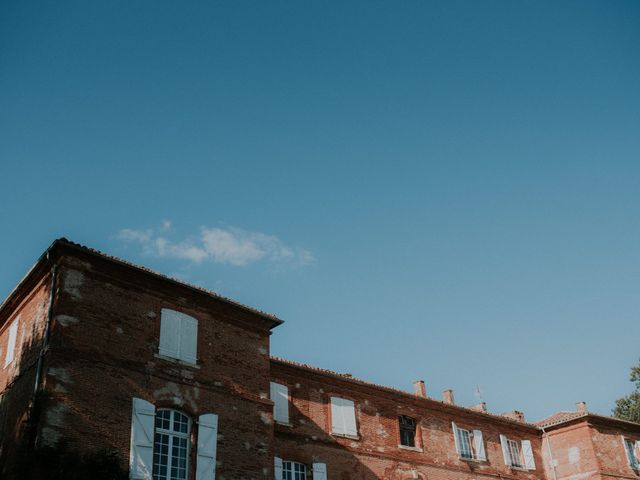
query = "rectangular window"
(270, 382, 290, 424)
(456, 427, 473, 459)
(453, 423, 486, 461)
(159, 309, 198, 364)
(507, 439, 523, 468)
(625, 438, 640, 469)
(282, 461, 307, 480)
(399, 415, 416, 447)
(330, 397, 357, 437)
(4, 319, 18, 367)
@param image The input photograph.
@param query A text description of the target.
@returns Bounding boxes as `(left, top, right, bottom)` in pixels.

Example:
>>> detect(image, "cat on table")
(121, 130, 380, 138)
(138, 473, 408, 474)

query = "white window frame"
(159, 309, 198, 364)
(152, 409, 191, 480)
(624, 437, 640, 469)
(4, 318, 19, 367)
(282, 461, 307, 480)
(507, 438, 524, 468)
(453, 423, 486, 461)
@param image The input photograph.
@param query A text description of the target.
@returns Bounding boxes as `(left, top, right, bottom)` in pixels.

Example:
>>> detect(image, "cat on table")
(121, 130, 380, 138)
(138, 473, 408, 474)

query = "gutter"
(541, 426, 558, 480)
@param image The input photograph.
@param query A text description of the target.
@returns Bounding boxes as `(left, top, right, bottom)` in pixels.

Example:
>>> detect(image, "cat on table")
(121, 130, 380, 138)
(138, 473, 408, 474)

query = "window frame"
(507, 438, 524, 469)
(152, 409, 192, 480)
(282, 460, 307, 480)
(455, 426, 475, 460)
(624, 437, 640, 469)
(398, 415, 418, 448)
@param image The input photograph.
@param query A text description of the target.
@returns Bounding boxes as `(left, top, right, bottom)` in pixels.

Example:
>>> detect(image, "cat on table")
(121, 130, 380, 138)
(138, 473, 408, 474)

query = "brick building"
(0, 238, 639, 480)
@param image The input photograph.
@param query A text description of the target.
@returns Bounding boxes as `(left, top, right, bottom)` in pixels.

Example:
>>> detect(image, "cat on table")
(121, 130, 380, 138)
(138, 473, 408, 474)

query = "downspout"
(541, 426, 558, 480)
(27, 252, 58, 445)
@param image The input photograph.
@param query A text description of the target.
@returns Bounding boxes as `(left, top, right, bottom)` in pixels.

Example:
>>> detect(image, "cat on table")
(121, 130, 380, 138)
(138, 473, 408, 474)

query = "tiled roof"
(54, 238, 283, 324)
(271, 356, 539, 429)
(535, 411, 587, 428)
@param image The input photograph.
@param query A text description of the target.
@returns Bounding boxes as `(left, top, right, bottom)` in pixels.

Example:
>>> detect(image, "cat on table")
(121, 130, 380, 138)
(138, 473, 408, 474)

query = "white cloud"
(114, 223, 315, 268)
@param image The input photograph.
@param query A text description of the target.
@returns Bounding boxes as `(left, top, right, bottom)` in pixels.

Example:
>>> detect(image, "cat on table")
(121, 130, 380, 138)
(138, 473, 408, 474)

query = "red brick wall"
(271, 359, 544, 480)
(37, 250, 277, 479)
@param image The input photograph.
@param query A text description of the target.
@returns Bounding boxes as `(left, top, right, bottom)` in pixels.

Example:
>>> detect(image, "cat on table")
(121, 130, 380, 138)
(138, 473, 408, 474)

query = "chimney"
(413, 380, 427, 398)
(443, 389, 455, 405)
(470, 402, 487, 413)
(501, 410, 525, 422)
(576, 401, 587, 414)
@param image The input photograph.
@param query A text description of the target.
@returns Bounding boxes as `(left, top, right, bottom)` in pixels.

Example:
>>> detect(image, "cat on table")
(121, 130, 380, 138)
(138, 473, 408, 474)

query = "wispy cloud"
(114, 222, 315, 268)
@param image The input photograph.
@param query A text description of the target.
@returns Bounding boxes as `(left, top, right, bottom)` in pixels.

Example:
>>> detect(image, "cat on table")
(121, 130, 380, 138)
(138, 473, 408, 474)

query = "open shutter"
(342, 398, 357, 437)
(330, 397, 344, 434)
(270, 382, 289, 424)
(521, 439, 535, 469)
(129, 398, 155, 480)
(500, 435, 511, 466)
(635, 441, 640, 465)
(312, 463, 327, 480)
(159, 309, 180, 358)
(473, 430, 486, 461)
(274, 457, 283, 480)
(179, 313, 198, 364)
(4, 319, 18, 366)
(451, 422, 461, 454)
(196, 414, 218, 480)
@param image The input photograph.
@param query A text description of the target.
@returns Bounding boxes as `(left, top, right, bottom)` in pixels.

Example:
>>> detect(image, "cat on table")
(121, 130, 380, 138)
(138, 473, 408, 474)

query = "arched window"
(152, 409, 191, 480)
(282, 461, 307, 480)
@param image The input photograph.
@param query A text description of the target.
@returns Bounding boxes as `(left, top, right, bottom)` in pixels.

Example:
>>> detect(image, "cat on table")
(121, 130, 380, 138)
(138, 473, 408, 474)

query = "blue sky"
(1, 0, 639, 421)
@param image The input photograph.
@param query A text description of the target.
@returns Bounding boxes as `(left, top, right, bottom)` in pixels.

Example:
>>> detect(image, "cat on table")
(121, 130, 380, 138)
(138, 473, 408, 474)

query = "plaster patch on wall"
(147, 311, 157, 318)
(45, 403, 67, 428)
(258, 346, 268, 355)
(40, 427, 63, 447)
(116, 327, 124, 334)
(153, 382, 199, 411)
(56, 315, 79, 327)
(568, 446, 580, 464)
(260, 411, 273, 425)
(63, 269, 84, 299)
(48, 367, 73, 384)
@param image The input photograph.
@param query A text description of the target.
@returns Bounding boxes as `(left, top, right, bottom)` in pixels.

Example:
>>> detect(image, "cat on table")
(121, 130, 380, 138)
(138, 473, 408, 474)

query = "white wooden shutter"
(342, 398, 357, 436)
(270, 382, 289, 424)
(179, 313, 198, 364)
(159, 309, 181, 358)
(129, 398, 156, 480)
(473, 430, 486, 461)
(330, 397, 344, 434)
(500, 435, 511, 466)
(521, 439, 535, 469)
(196, 414, 218, 480)
(274, 457, 283, 480)
(635, 441, 640, 464)
(4, 319, 18, 367)
(312, 463, 327, 480)
(451, 422, 461, 454)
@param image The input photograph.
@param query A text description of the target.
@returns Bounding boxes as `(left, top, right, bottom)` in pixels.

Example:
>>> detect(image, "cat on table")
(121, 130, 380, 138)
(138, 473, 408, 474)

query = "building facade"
(0, 239, 639, 480)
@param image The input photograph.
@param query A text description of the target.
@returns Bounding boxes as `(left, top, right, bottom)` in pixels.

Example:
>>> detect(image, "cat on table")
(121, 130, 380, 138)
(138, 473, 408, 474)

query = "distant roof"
(536, 410, 640, 430)
(1, 238, 283, 328)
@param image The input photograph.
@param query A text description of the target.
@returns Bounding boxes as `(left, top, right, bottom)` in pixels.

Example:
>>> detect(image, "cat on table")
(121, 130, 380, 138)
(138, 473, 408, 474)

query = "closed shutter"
(312, 462, 327, 480)
(451, 422, 461, 454)
(521, 439, 535, 469)
(180, 313, 198, 364)
(330, 397, 344, 434)
(129, 398, 156, 480)
(196, 414, 218, 480)
(274, 457, 283, 480)
(342, 398, 357, 437)
(4, 319, 18, 366)
(159, 309, 180, 358)
(500, 435, 511, 466)
(270, 382, 289, 424)
(473, 430, 486, 461)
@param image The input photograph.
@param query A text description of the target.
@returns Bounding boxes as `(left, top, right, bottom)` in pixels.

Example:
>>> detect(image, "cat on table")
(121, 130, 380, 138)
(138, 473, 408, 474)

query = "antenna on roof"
(474, 384, 484, 402)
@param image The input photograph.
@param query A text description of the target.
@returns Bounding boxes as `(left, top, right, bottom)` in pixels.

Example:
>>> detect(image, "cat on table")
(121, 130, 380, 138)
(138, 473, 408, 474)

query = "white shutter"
(179, 313, 198, 364)
(451, 422, 461, 454)
(129, 398, 156, 480)
(473, 430, 486, 461)
(330, 397, 344, 434)
(274, 457, 283, 480)
(635, 441, 640, 464)
(342, 398, 357, 437)
(4, 319, 18, 367)
(312, 463, 327, 480)
(159, 309, 181, 358)
(270, 382, 289, 424)
(500, 435, 511, 466)
(521, 439, 536, 469)
(196, 414, 218, 480)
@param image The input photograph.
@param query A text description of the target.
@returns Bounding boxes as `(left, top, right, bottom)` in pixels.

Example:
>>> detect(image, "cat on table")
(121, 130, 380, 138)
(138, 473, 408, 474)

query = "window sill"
(398, 445, 423, 452)
(459, 456, 486, 463)
(275, 421, 293, 427)
(331, 432, 360, 441)
(154, 353, 199, 369)
(508, 465, 530, 471)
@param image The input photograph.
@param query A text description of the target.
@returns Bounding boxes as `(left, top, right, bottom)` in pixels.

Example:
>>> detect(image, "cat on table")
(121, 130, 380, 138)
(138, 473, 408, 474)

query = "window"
(159, 309, 198, 364)
(330, 397, 358, 437)
(399, 415, 416, 447)
(624, 438, 640, 469)
(153, 409, 191, 480)
(282, 461, 307, 480)
(500, 435, 535, 470)
(270, 382, 290, 424)
(452, 422, 486, 461)
(4, 318, 18, 367)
